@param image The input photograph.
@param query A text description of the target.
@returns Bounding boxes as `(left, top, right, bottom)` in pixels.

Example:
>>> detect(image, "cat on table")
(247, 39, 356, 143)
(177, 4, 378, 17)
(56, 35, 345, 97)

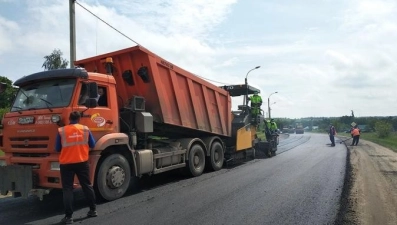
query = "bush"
(0, 107, 10, 124)
(374, 121, 392, 138)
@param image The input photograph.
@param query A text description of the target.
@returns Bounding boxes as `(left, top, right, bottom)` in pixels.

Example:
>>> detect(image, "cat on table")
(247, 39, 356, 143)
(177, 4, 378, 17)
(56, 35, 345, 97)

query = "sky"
(0, 0, 396, 118)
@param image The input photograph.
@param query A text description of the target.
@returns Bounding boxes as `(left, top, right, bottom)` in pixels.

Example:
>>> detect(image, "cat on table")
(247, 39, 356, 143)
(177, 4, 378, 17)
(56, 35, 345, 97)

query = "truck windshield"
(11, 79, 76, 112)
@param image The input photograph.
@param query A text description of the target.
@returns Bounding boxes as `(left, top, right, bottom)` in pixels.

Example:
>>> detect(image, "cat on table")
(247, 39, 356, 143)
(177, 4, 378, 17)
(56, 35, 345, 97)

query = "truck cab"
(0, 68, 125, 199)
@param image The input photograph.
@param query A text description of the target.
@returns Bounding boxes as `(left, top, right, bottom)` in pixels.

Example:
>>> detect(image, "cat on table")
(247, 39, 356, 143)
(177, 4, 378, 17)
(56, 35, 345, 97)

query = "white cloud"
(0, 16, 19, 53)
(325, 50, 353, 69)
(0, 0, 396, 117)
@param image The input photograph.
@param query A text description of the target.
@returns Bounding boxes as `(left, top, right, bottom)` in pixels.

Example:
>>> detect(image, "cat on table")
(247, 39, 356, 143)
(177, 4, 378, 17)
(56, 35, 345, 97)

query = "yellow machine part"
(236, 124, 256, 151)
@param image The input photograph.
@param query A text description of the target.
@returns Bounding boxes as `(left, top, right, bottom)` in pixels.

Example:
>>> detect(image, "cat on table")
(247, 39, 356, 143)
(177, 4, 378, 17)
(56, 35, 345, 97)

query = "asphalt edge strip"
(334, 138, 356, 225)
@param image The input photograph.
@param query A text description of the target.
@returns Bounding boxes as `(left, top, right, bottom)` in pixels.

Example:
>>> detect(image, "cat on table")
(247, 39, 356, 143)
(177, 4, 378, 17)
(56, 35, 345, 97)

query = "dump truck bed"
(75, 46, 231, 137)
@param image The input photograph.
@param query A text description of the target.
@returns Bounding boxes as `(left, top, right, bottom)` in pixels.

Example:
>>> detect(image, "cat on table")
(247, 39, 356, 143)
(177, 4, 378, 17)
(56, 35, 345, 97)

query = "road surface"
(0, 133, 346, 225)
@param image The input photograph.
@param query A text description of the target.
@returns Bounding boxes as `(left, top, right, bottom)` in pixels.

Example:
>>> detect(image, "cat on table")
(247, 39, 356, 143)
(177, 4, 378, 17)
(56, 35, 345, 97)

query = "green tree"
(42, 49, 69, 70)
(0, 76, 16, 108)
(339, 115, 353, 128)
(391, 117, 397, 131)
(374, 121, 392, 138)
(0, 107, 9, 124)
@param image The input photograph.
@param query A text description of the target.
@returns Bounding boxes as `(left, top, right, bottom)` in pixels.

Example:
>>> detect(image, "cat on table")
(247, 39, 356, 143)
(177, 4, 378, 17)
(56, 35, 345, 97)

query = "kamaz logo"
(17, 129, 35, 133)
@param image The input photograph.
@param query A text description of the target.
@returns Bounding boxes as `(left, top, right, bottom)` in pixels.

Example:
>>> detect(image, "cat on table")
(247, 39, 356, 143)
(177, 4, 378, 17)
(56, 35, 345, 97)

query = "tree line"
(271, 115, 397, 138)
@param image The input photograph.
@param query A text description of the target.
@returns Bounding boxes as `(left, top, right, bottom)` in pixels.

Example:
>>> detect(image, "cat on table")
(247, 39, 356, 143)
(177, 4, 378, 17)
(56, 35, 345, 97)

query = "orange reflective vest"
(58, 124, 90, 164)
(351, 128, 360, 136)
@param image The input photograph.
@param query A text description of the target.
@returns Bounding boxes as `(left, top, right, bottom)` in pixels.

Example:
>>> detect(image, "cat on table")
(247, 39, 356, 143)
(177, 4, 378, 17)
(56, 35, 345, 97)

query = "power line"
(74, 1, 231, 86)
(75, 1, 141, 46)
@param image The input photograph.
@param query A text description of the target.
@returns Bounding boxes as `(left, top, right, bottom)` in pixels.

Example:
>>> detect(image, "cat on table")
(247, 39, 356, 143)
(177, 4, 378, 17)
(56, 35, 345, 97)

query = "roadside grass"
(339, 132, 397, 152)
(360, 132, 397, 152)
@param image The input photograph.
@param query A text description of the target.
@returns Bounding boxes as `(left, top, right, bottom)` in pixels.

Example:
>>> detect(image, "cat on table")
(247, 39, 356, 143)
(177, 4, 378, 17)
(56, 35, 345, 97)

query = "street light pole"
(267, 92, 278, 119)
(269, 101, 276, 120)
(244, 66, 260, 106)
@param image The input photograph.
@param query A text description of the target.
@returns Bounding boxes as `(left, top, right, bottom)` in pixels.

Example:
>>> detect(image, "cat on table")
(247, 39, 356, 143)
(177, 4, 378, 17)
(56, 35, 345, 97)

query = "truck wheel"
(95, 154, 131, 201)
(187, 144, 205, 176)
(209, 142, 224, 171)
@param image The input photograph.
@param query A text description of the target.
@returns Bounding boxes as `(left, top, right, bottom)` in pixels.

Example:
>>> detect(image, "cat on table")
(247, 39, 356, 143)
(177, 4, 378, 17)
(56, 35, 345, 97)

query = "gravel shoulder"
(339, 138, 397, 225)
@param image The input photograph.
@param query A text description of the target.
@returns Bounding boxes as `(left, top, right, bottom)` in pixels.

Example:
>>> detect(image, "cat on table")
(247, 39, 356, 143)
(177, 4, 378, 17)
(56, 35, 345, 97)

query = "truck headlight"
(0, 159, 6, 166)
(51, 115, 61, 123)
(50, 162, 60, 170)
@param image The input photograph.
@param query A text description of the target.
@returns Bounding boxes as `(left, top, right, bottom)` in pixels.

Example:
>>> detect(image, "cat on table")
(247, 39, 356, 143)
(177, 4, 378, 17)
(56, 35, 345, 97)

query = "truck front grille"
(9, 136, 49, 150)
(11, 144, 48, 148)
(12, 153, 50, 157)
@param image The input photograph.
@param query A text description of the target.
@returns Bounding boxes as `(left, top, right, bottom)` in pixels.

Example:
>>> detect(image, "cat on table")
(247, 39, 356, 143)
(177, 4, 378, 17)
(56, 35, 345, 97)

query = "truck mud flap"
(0, 165, 33, 197)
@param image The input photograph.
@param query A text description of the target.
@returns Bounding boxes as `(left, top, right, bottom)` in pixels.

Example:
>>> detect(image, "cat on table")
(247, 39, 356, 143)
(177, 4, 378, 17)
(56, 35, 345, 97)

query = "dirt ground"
(338, 138, 397, 225)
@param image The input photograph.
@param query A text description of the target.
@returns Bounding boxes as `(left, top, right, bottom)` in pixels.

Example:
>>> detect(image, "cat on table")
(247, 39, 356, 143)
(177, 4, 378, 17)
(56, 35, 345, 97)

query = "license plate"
(18, 116, 35, 125)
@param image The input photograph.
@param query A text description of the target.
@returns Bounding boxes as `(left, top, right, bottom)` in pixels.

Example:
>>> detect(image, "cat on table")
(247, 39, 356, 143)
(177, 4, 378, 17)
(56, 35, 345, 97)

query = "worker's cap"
(271, 119, 275, 121)
(254, 91, 259, 94)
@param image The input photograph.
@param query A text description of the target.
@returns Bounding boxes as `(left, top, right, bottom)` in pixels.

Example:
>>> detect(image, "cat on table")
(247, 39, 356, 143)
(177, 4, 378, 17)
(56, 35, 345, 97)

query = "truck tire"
(187, 144, 205, 176)
(208, 142, 224, 171)
(95, 154, 131, 201)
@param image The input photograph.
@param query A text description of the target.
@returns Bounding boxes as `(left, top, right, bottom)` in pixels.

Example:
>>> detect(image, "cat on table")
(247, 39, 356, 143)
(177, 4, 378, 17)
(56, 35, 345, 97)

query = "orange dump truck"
(0, 46, 274, 201)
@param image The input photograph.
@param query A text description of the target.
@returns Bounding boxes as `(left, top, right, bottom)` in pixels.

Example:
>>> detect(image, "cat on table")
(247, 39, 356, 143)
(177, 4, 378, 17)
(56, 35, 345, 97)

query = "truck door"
(76, 83, 117, 141)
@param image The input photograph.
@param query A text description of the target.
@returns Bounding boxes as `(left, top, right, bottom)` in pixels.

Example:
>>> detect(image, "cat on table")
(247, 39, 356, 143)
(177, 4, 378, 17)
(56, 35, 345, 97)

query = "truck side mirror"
(87, 82, 98, 98)
(0, 82, 7, 94)
(85, 98, 98, 108)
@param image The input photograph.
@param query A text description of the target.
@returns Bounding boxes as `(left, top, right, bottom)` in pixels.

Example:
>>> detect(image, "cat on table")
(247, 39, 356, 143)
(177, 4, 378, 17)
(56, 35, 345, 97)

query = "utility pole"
(267, 97, 270, 119)
(69, 0, 76, 68)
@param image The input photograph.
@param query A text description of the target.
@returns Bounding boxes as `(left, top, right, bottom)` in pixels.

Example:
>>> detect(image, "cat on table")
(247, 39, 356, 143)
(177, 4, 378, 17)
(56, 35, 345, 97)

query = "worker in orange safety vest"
(351, 126, 361, 146)
(55, 111, 97, 224)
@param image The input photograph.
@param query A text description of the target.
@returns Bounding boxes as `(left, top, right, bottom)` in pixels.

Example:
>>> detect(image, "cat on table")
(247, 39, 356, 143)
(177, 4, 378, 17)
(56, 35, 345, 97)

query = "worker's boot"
(61, 216, 73, 224)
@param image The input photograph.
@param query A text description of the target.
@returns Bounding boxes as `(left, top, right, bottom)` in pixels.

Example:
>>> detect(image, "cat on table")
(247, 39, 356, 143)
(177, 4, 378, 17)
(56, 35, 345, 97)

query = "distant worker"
(248, 91, 262, 122)
(349, 125, 354, 138)
(55, 111, 97, 224)
(269, 119, 278, 133)
(351, 125, 360, 146)
(265, 119, 271, 133)
(328, 124, 336, 147)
